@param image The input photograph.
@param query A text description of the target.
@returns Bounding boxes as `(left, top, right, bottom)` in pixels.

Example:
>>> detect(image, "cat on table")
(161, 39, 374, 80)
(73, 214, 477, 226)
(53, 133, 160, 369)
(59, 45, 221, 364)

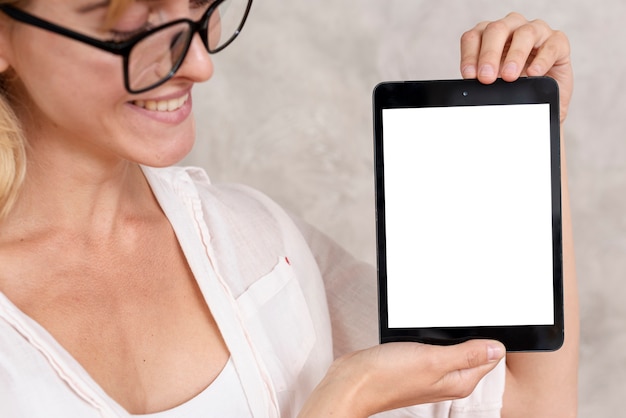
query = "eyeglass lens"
(127, 0, 249, 93)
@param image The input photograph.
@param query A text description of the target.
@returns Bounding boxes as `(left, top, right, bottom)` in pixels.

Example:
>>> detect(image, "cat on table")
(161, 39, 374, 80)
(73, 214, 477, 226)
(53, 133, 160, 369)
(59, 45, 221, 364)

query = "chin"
(136, 121, 197, 167)
(138, 136, 196, 168)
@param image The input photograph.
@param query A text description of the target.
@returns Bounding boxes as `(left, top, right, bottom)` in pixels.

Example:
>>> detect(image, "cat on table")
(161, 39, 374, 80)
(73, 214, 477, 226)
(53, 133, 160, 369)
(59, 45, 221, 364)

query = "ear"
(0, 56, 9, 73)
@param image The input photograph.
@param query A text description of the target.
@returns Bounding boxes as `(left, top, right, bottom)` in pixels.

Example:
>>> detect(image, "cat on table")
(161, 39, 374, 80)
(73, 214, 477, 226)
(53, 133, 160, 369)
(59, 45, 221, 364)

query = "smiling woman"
(0, 1, 577, 417)
(0, 0, 251, 215)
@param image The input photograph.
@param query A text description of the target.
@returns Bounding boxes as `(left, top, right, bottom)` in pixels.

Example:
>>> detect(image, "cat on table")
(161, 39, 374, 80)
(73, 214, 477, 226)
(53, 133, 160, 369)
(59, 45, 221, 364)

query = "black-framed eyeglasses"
(0, 0, 252, 94)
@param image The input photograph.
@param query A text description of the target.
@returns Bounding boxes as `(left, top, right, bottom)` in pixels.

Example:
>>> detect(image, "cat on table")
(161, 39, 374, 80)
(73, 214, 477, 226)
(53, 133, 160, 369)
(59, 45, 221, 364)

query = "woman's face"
(0, 0, 214, 168)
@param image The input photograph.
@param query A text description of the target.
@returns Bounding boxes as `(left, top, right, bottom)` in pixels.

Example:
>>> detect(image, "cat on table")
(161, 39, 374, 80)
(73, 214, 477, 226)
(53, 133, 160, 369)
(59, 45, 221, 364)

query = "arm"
(460, 13, 579, 417)
(500, 133, 579, 418)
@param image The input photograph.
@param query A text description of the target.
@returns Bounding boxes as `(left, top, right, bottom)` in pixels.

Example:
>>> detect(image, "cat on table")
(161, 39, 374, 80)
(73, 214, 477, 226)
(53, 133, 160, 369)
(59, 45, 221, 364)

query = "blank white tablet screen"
(382, 104, 554, 328)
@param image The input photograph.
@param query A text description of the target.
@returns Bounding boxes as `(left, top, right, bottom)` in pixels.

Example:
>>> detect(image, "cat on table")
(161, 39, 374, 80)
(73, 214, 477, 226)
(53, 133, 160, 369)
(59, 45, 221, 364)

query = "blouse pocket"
(236, 256, 316, 392)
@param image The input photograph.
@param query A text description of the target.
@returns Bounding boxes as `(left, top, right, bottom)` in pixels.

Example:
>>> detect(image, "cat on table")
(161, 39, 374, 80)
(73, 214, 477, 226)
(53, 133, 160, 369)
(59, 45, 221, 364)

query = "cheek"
(57, 54, 126, 100)
(14, 31, 126, 100)
(11, 35, 129, 125)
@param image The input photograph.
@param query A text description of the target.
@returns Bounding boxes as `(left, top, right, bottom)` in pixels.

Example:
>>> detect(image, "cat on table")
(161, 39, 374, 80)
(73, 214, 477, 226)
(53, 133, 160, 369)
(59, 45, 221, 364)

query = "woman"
(0, 1, 577, 417)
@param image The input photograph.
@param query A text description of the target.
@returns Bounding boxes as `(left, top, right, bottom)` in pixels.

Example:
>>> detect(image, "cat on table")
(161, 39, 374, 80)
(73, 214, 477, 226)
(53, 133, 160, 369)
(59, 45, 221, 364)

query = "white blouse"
(0, 165, 504, 417)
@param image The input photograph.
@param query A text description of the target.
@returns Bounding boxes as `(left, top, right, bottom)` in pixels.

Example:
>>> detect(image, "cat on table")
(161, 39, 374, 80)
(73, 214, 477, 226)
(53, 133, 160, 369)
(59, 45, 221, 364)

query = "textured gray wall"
(184, 1, 625, 415)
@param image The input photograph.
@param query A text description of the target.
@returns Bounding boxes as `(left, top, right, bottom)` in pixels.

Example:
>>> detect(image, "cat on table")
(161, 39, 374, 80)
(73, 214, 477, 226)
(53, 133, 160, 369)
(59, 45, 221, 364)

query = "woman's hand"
(460, 12, 573, 124)
(298, 340, 505, 418)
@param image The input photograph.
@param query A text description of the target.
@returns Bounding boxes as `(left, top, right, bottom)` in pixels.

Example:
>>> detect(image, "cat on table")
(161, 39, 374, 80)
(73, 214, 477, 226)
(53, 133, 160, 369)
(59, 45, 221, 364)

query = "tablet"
(373, 77, 563, 351)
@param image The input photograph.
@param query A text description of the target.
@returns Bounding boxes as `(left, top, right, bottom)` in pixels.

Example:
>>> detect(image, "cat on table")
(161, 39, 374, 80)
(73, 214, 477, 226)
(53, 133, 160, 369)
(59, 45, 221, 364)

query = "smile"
(132, 93, 190, 112)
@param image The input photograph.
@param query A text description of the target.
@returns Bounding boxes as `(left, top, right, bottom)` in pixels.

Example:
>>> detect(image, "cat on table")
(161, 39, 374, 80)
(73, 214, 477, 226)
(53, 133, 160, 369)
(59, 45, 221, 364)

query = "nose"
(175, 32, 214, 84)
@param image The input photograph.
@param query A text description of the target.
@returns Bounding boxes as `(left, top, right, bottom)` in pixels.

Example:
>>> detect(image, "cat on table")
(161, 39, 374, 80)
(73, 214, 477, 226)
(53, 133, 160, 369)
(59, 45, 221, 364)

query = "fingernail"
(487, 344, 504, 361)
(479, 64, 495, 78)
(502, 62, 518, 76)
(462, 65, 477, 78)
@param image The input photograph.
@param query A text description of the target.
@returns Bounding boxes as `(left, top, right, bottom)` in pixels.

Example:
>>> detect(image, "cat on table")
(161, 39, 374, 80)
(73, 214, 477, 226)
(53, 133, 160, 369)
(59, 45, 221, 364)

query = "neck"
(4, 152, 158, 238)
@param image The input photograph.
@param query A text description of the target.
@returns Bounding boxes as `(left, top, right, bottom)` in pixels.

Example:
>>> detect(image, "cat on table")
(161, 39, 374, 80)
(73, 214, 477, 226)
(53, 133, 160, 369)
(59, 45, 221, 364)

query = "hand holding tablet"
(373, 77, 563, 351)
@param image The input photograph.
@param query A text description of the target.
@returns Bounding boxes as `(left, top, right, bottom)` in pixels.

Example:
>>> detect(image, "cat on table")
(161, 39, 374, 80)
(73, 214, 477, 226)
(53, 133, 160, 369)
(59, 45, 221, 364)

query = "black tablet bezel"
(373, 77, 564, 352)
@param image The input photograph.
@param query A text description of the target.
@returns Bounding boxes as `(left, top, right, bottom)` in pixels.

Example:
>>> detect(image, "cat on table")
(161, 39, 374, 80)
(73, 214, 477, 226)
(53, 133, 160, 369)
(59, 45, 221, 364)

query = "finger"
(526, 30, 571, 77)
(434, 340, 505, 398)
(501, 19, 552, 81)
(474, 13, 528, 84)
(450, 340, 505, 370)
(459, 21, 489, 79)
(462, 12, 527, 83)
(427, 340, 504, 376)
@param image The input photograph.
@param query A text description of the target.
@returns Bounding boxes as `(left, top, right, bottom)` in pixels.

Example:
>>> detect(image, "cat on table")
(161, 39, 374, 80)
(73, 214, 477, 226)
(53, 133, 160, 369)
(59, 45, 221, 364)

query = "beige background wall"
(184, 1, 624, 415)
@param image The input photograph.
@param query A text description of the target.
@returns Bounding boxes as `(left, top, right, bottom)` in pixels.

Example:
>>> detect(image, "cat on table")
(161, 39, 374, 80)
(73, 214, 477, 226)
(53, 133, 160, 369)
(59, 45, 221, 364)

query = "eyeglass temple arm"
(0, 5, 131, 55)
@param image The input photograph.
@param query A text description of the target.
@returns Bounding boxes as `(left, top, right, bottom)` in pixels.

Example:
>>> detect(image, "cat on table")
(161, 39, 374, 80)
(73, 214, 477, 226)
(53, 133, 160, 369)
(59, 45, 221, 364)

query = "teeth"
(133, 93, 189, 112)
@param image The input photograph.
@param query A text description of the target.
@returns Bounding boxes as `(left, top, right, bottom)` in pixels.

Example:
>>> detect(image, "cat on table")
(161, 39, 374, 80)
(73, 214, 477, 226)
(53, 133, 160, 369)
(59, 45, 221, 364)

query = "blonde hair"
(0, 87, 25, 219)
(0, 0, 134, 219)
